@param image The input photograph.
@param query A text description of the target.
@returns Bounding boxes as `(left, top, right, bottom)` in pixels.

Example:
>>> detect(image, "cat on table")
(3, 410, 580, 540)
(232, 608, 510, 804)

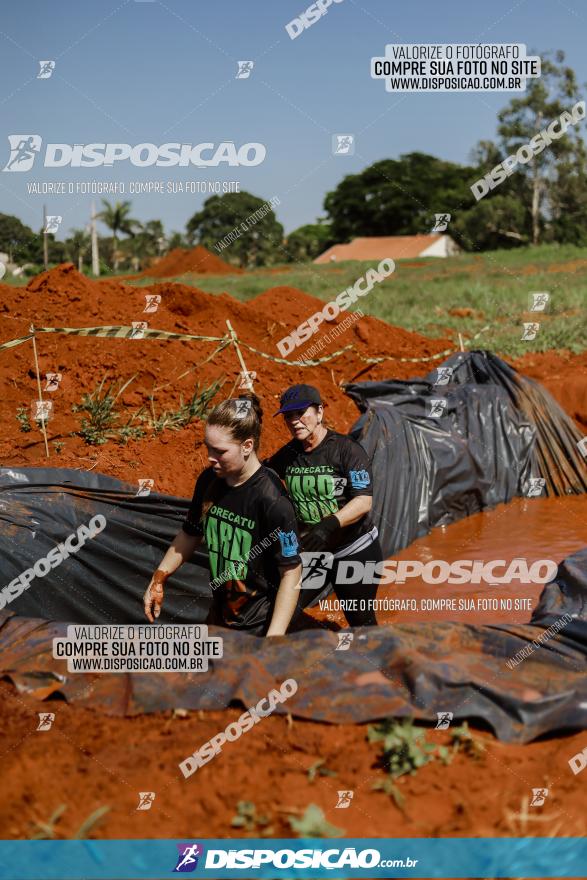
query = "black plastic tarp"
(0, 547, 586, 742)
(0, 466, 210, 624)
(345, 350, 587, 559)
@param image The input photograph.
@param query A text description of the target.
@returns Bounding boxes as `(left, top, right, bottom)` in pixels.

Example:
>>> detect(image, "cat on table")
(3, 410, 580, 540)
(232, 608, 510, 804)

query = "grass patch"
(122, 244, 587, 357)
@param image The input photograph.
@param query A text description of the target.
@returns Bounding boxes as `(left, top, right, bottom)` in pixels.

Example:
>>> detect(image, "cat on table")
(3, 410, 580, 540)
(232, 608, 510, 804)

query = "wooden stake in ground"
(225, 319, 255, 392)
(458, 332, 465, 352)
(30, 325, 50, 458)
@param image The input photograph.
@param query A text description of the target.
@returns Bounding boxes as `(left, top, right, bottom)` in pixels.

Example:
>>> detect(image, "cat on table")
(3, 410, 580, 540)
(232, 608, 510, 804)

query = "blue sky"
(1, 0, 585, 238)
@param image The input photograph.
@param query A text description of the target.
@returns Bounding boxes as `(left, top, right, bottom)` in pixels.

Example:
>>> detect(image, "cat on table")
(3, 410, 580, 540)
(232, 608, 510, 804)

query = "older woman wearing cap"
(266, 383, 380, 628)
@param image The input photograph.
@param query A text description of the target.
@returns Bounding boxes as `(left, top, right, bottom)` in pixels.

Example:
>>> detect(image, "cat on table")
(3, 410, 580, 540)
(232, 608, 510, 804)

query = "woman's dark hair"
(206, 391, 263, 452)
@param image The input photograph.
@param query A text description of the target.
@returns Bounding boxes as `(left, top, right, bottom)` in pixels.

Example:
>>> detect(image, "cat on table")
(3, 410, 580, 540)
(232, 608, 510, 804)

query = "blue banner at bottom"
(0, 838, 585, 879)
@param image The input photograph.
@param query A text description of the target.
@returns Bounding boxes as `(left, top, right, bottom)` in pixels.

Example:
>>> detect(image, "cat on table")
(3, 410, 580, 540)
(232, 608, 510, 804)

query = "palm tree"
(65, 227, 91, 273)
(96, 200, 140, 272)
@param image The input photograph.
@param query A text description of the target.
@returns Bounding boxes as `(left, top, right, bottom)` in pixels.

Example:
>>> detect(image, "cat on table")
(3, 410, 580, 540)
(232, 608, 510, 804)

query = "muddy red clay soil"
(0, 262, 586, 845)
(126, 245, 243, 278)
(0, 675, 585, 841)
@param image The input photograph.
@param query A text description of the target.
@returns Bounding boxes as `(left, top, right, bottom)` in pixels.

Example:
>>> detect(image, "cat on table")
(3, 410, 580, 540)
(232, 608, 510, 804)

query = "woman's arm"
(265, 562, 302, 636)
(144, 530, 203, 622)
(333, 494, 372, 527)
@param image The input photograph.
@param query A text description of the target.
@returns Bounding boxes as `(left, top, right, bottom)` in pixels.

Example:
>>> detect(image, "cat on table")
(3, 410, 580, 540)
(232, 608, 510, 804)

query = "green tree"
(468, 50, 586, 245)
(323, 153, 476, 242)
(96, 200, 140, 271)
(119, 219, 166, 271)
(64, 227, 91, 272)
(186, 192, 284, 268)
(0, 213, 39, 263)
(452, 194, 529, 251)
(167, 230, 186, 251)
(285, 221, 333, 262)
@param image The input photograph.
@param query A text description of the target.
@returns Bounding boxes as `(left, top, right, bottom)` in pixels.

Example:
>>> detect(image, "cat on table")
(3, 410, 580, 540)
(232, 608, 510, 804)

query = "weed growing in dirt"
(450, 721, 486, 760)
(369, 717, 487, 809)
(287, 804, 344, 838)
(231, 801, 274, 836)
(16, 406, 32, 432)
(71, 374, 224, 445)
(71, 374, 144, 445)
(144, 378, 225, 434)
(368, 718, 439, 777)
(307, 758, 338, 782)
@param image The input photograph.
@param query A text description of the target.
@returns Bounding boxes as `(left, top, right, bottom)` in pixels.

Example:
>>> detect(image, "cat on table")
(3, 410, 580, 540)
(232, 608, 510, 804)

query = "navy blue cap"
(274, 384, 323, 416)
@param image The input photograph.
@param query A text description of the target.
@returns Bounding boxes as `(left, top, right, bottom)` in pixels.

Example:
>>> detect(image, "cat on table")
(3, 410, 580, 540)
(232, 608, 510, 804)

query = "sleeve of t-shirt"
(264, 493, 302, 567)
(264, 448, 285, 479)
(181, 469, 213, 537)
(340, 438, 374, 499)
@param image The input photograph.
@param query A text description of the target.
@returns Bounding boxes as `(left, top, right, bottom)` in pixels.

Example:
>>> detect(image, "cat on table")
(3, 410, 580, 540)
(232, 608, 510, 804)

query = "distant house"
(314, 234, 461, 263)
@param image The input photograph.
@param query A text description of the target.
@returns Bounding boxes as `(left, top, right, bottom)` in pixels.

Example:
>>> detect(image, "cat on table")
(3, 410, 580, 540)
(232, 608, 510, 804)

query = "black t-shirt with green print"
(266, 429, 374, 552)
(181, 464, 301, 633)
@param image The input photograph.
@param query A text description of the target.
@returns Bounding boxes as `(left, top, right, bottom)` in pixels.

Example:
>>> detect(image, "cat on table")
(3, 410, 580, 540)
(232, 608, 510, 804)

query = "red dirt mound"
(135, 246, 242, 278)
(0, 265, 454, 496)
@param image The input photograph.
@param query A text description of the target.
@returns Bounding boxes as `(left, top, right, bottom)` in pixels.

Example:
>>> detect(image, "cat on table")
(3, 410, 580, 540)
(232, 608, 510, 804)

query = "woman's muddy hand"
(143, 570, 168, 622)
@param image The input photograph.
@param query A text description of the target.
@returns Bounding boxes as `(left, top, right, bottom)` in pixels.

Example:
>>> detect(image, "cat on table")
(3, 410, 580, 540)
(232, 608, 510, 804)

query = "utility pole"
(42, 204, 48, 270)
(91, 201, 100, 276)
